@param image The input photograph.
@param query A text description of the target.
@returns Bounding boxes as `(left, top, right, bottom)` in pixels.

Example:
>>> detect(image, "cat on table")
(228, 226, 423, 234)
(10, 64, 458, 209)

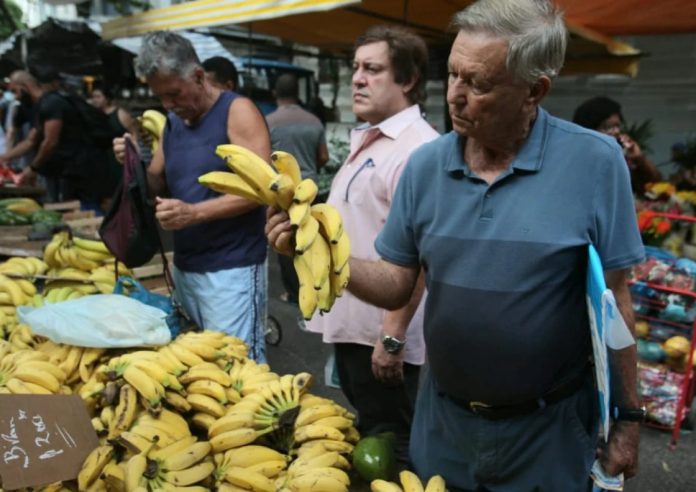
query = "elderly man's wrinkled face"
(148, 68, 206, 122)
(446, 31, 535, 144)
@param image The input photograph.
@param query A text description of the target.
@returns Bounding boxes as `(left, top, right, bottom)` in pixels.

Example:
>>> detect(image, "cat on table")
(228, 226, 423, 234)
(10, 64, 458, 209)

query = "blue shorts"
(173, 262, 267, 362)
(410, 368, 598, 492)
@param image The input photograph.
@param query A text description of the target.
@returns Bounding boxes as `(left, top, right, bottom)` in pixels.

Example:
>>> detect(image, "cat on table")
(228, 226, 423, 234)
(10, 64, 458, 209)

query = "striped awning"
(101, 0, 360, 41)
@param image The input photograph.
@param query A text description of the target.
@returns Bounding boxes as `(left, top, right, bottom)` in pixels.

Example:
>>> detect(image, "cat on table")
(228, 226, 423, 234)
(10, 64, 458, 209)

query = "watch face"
(382, 336, 404, 353)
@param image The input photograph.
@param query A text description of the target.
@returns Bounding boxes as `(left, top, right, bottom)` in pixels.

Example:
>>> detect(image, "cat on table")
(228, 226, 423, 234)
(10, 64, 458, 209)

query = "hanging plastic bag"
(17, 294, 171, 348)
(113, 276, 182, 337)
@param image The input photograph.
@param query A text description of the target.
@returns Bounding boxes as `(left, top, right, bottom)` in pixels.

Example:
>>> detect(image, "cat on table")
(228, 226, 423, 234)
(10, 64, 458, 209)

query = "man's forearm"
(348, 257, 418, 311)
(29, 139, 57, 170)
(382, 270, 425, 339)
(3, 137, 34, 161)
(189, 194, 260, 225)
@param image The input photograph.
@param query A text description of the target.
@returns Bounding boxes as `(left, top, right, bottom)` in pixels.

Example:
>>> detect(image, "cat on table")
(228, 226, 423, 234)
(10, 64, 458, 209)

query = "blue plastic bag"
(114, 277, 182, 337)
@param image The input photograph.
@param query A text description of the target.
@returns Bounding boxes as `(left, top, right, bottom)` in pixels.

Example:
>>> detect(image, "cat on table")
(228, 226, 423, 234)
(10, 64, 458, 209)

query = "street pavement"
(263, 252, 696, 491)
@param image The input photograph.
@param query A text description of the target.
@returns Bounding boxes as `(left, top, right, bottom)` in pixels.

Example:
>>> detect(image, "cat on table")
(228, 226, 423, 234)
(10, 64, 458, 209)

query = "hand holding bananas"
(138, 109, 168, 153)
(199, 146, 351, 320)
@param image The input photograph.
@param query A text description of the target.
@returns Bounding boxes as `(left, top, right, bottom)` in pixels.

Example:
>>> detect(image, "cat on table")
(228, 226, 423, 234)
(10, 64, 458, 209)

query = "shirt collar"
(351, 104, 423, 140)
(444, 107, 549, 174)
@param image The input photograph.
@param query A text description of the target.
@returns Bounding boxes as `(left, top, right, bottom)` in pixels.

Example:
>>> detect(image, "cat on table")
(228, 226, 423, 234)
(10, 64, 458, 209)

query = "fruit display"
(199, 146, 350, 320)
(139, 110, 168, 153)
(370, 471, 447, 492)
(0, 198, 58, 226)
(0, 232, 134, 327)
(0, 310, 359, 491)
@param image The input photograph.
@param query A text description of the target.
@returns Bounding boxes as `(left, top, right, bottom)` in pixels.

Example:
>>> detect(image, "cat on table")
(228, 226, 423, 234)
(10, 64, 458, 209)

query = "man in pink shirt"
(306, 25, 439, 461)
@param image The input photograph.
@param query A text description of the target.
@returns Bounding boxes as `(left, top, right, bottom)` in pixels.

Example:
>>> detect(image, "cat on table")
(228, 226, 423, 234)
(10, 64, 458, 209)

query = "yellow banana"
(198, 171, 272, 205)
(161, 441, 212, 472)
(0, 275, 29, 305)
(186, 393, 227, 418)
(101, 460, 126, 491)
(316, 278, 335, 313)
(210, 428, 266, 453)
(12, 367, 61, 392)
(15, 278, 37, 297)
(22, 360, 67, 382)
(400, 470, 424, 492)
(288, 471, 348, 492)
(221, 445, 286, 468)
(288, 201, 310, 228)
(161, 460, 215, 486)
(424, 475, 446, 492)
(138, 408, 191, 440)
(208, 411, 257, 438)
(247, 459, 287, 478)
(149, 435, 198, 461)
(311, 416, 353, 432)
(186, 378, 228, 404)
(293, 178, 319, 205)
(311, 204, 344, 244)
(330, 232, 350, 274)
(123, 364, 164, 407)
(291, 372, 314, 401)
(269, 173, 296, 210)
(77, 445, 114, 491)
(132, 358, 183, 391)
(176, 338, 224, 361)
(73, 244, 114, 262)
(124, 448, 150, 491)
(295, 215, 319, 254)
(224, 466, 276, 492)
(168, 342, 206, 367)
(307, 233, 331, 289)
(294, 256, 317, 320)
(179, 363, 232, 387)
(332, 261, 350, 298)
(72, 236, 111, 254)
(217, 145, 278, 199)
(165, 390, 193, 413)
(371, 480, 404, 492)
(271, 150, 302, 186)
(108, 383, 139, 440)
(190, 412, 217, 432)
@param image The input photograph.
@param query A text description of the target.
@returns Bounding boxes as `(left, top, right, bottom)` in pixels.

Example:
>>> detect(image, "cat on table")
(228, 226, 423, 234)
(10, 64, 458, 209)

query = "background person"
(114, 31, 271, 361)
(573, 95, 661, 195)
(266, 73, 329, 307)
(267, 0, 644, 489)
(202, 56, 239, 92)
(306, 25, 436, 462)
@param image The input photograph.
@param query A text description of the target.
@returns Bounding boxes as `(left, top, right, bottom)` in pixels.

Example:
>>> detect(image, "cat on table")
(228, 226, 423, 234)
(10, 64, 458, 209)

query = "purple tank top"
(162, 91, 266, 272)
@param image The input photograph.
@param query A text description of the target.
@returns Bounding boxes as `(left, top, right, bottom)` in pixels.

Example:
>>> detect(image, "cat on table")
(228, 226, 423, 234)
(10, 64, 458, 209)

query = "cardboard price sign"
(0, 394, 98, 490)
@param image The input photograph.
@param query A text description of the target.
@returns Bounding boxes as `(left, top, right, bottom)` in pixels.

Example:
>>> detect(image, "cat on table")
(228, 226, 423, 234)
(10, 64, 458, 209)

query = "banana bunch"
(228, 358, 278, 397)
(44, 232, 116, 272)
(0, 271, 36, 316)
(0, 256, 47, 276)
(371, 471, 447, 492)
(0, 346, 68, 394)
(139, 109, 168, 153)
(5, 322, 43, 351)
(208, 372, 314, 454)
(199, 146, 351, 320)
(213, 445, 288, 489)
(276, 444, 352, 492)
(0, 197, 41, 215)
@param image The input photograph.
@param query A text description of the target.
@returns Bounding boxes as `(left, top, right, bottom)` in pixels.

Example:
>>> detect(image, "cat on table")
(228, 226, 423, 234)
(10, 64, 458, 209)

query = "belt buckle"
(469, 401, 491, 415)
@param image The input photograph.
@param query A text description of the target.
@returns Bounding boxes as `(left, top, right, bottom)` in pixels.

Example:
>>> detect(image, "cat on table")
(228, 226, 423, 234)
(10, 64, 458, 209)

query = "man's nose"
(352, 69, 366, 86)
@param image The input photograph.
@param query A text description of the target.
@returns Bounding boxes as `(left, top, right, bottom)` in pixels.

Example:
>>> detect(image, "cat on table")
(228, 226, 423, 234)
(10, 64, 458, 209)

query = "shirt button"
(485, 192, 492, 198)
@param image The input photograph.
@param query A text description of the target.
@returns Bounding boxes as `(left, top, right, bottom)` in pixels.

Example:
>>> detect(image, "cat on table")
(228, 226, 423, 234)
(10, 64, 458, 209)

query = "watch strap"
(612, 406, 646, 422)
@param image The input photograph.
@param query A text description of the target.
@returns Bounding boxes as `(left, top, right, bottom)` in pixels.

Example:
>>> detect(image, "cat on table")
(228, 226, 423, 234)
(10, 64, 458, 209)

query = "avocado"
(352, 434, 396, 482)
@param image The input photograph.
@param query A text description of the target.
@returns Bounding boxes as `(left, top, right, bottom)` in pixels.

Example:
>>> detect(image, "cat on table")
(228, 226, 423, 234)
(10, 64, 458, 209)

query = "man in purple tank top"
(114, 31, 271, 361)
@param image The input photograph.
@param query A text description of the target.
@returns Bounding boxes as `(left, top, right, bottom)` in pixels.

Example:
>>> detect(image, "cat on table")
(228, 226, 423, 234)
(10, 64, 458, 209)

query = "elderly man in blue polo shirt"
(266, 0, 644, 490)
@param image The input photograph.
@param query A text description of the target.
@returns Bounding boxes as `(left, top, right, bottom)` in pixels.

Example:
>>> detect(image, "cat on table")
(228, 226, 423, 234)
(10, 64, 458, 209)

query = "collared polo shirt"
(375, 107, 644, 404)
(306, 105, 439, 365)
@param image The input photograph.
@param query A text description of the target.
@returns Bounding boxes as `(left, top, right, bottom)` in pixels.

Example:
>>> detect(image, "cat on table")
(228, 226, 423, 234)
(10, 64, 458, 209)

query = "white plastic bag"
(17, 294, 171, 348)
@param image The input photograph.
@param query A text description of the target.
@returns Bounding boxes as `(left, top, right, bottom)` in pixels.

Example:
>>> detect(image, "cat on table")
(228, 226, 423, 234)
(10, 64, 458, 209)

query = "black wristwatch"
(612, 406, 647, 422)
(381, 335, 406, 354)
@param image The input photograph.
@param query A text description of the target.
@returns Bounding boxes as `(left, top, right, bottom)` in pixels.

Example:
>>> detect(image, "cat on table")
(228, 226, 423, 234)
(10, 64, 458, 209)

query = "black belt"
(440, 371, 588, 421)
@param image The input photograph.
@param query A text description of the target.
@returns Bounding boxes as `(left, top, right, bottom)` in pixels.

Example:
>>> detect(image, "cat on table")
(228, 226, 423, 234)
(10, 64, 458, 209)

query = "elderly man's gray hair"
(135, 31, 201, 79)
(452, 0, 567, 84)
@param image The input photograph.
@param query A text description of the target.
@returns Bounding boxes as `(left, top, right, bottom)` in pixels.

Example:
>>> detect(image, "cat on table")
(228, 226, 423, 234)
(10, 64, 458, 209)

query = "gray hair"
(134, 31, 201, 79)
(451, 0, 567, 84)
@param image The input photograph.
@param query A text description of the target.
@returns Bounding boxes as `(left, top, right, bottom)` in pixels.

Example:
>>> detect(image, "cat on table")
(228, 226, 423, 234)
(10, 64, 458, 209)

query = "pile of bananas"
(0, 257, 43, 320)
(371, 471, 447, 492)
(139, 109, 167, 153)
(199, 146, 350, 320)
(0, 312, 358, 490)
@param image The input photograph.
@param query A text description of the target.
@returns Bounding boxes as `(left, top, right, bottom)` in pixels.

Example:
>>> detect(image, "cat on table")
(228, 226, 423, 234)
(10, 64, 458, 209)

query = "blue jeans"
(410, 367, 598, 491)
(173, 262, 267, 362)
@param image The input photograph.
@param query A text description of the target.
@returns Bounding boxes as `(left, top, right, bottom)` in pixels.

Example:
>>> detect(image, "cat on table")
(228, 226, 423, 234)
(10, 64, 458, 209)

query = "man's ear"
(528, 76, 551, 105)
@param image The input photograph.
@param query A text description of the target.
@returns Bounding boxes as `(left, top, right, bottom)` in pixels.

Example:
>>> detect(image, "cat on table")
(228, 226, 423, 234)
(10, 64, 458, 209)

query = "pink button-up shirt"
(306, 105, 439, 365)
